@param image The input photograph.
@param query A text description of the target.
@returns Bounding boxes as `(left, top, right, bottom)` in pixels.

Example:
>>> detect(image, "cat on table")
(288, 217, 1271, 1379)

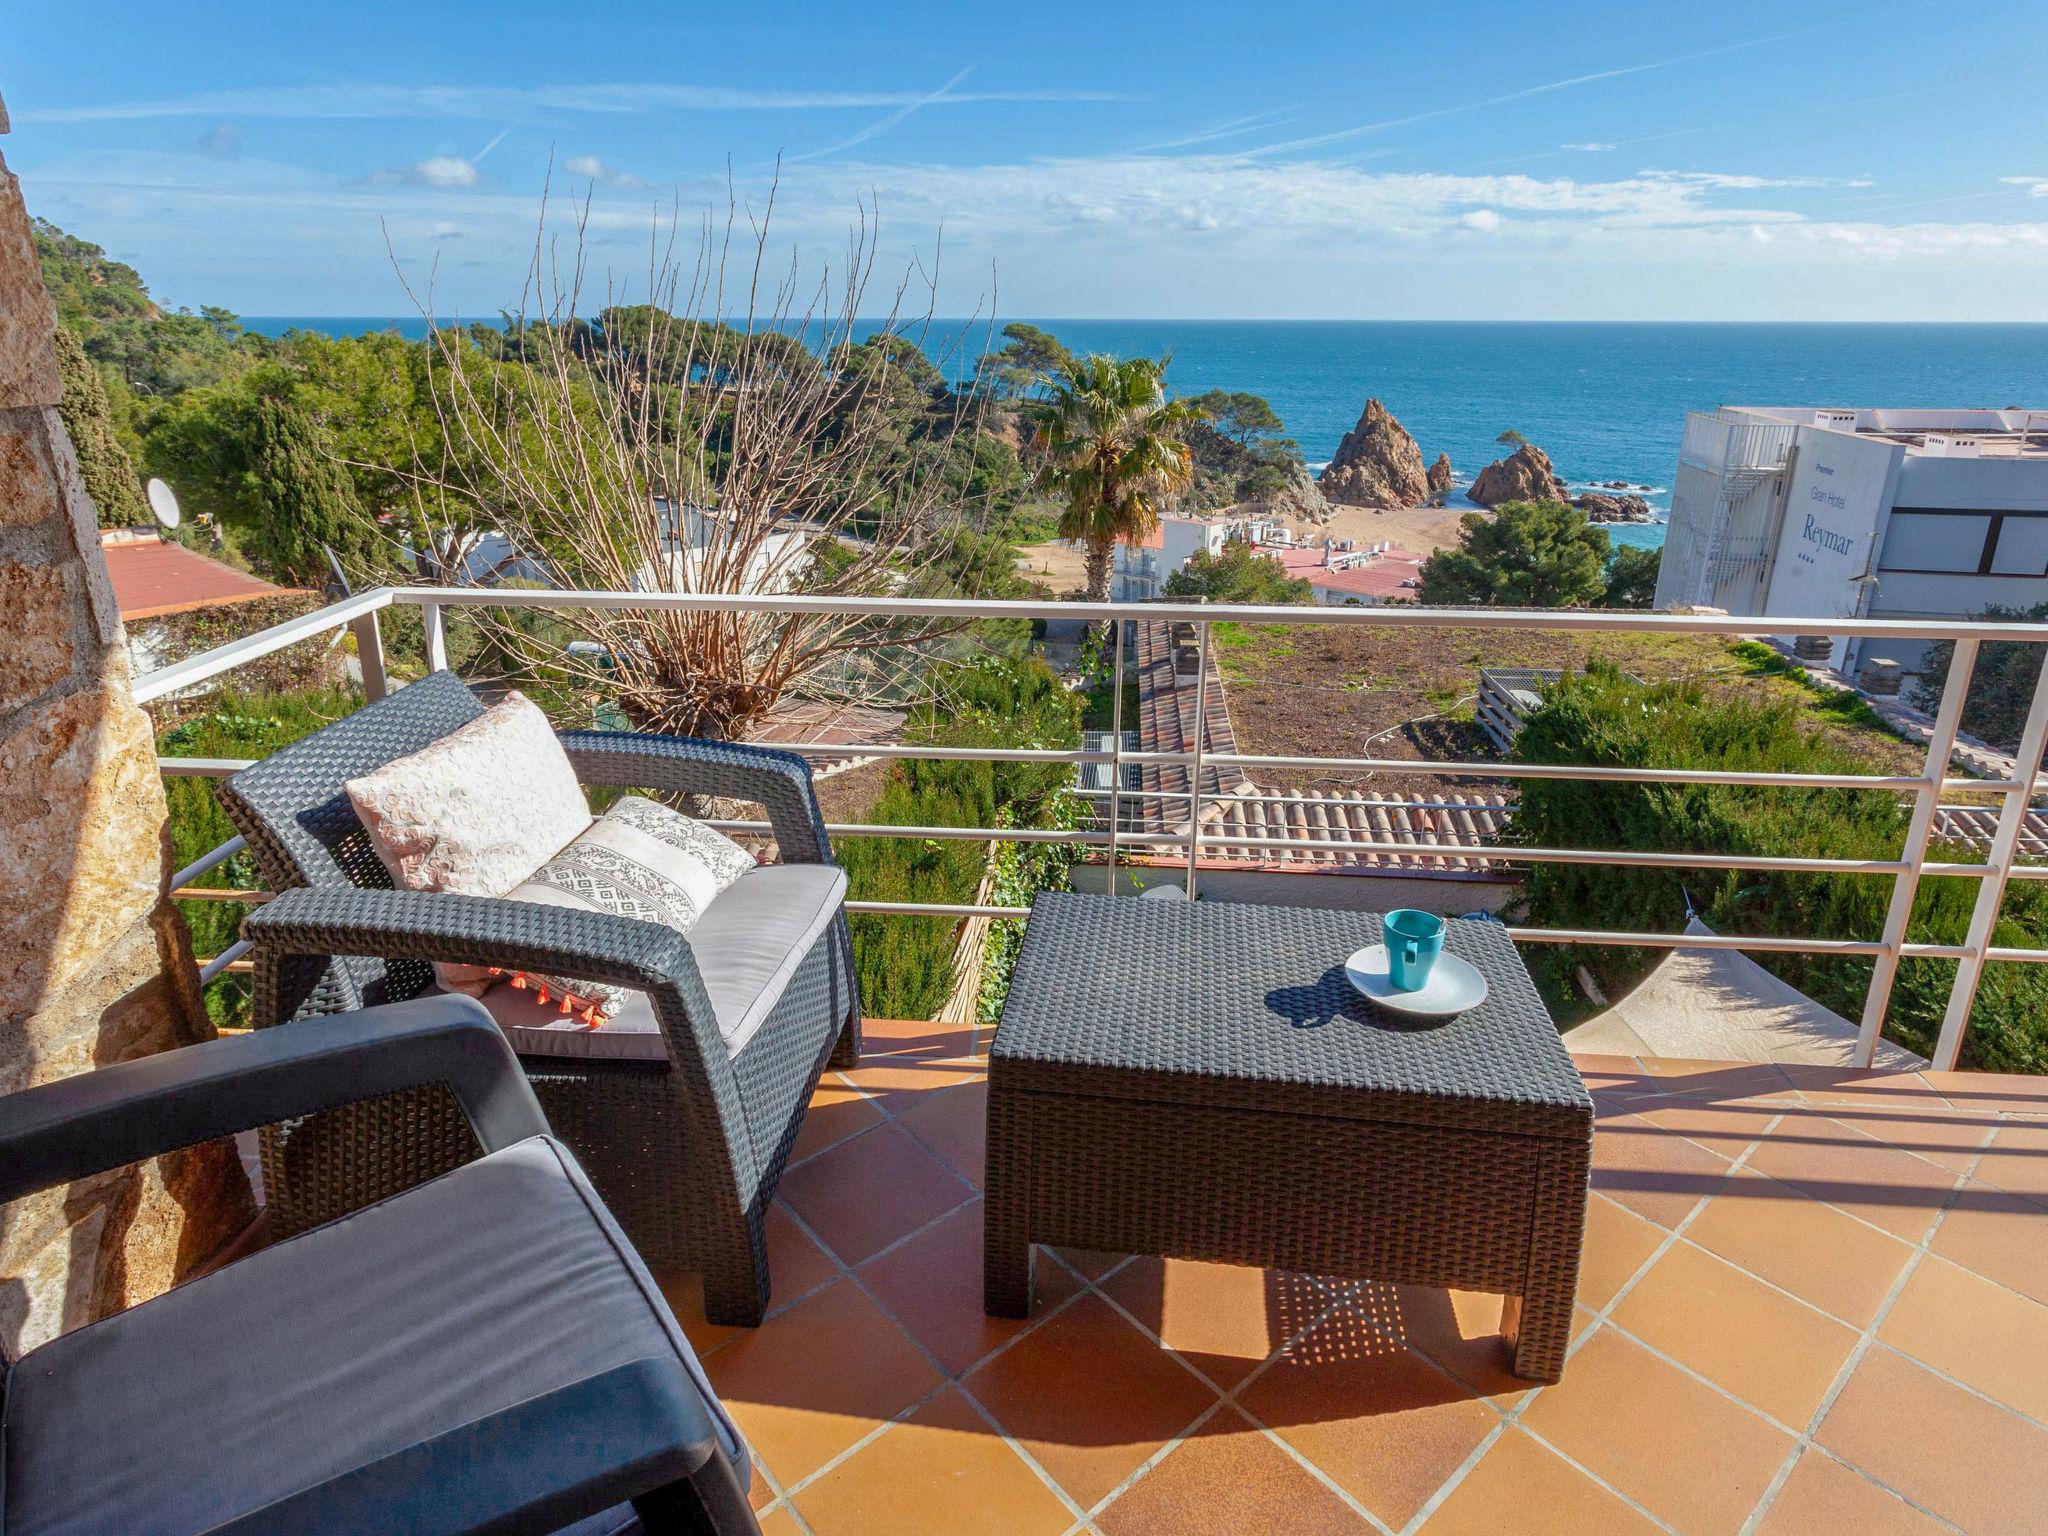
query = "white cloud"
(1561, 142, 1616, 152)
(2000, 176, 2048, 197)
(1460, 208, 1503, 232)
(15, 81, 1137, 124)
(195, 121, 243, 159)
(562, 154, 649, 190)
(365, 155, 479, 188)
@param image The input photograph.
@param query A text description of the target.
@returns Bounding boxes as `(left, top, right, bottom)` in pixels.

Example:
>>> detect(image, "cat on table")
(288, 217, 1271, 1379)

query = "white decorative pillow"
(446, 794, 758, 1022)
(346, 691, 593, 995)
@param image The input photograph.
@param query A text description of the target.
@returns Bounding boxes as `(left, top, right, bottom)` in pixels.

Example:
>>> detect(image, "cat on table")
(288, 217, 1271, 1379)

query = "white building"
(1109, 515, 1289, 601)
(637, 500, 814, 596)
(1656, 407, 2048, 672)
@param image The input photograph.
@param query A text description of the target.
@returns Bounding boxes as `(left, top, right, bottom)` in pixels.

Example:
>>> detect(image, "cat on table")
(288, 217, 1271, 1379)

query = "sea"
(240, 319, 2048, 553)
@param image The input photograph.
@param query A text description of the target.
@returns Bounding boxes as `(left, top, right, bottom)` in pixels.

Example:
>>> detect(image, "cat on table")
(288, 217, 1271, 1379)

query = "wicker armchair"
(221, 670, 861, 1326)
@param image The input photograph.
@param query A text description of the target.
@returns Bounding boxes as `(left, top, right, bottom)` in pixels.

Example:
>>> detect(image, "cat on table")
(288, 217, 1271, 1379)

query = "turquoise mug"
(1384, 909, 1445, 992)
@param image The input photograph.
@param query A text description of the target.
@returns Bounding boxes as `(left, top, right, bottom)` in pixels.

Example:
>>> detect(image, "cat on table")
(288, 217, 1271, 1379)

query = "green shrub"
(1911, 602, 2048, 750)
(1511, 660, 2048, 1069)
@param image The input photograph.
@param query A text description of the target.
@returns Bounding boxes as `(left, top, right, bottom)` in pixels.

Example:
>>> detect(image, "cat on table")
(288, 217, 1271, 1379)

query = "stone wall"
(0, 90, 254, 1358)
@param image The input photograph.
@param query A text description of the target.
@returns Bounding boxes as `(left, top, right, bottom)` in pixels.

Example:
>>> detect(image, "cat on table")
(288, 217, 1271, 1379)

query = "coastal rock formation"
(1250, 458, 1333, 523)
(1466, 441, 1570, 508)
(1578, 491, 1657, 524)
(1426, 453, 1454, 498)
(1319, 399, 1431, 509)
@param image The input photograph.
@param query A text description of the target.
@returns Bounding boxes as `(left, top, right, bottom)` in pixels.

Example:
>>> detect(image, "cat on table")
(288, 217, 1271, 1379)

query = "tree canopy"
(1418, 499, 1612, 607)
(51, 323, 147, 527)
(1163, 540, 1312, 604)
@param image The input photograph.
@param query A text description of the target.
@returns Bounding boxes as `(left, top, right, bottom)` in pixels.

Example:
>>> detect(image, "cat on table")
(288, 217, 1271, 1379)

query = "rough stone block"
(0, 414, 56, 526)
(0, 557, 78, 713)
(0, 160, 60, 409)
(0, 685, 168, 1021)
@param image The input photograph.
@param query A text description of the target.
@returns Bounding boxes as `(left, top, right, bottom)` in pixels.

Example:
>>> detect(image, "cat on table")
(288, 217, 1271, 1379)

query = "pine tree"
(246, 395, 376, 585)
(51, 323, 148, 528)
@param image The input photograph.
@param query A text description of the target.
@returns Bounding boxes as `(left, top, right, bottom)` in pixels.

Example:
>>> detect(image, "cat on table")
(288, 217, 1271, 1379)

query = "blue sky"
(6, 0, 2046, 320)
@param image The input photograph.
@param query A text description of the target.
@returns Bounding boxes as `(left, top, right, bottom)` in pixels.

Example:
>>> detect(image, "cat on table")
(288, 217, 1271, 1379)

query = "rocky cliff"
(1250, 458, 1333, 523)
(1319, 399, 1430, 508)
(1466, 441, 1570, 507)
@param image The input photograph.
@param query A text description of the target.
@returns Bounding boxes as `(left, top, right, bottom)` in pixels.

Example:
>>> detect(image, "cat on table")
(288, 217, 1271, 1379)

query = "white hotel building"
(1656, 407, 2048, 674)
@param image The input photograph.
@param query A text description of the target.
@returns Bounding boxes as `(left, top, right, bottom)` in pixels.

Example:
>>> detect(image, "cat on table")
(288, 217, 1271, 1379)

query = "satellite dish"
(145, 478, 182, 530)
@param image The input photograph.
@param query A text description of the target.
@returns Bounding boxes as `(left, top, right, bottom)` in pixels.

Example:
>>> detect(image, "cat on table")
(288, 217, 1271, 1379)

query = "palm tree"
(1033, 355, 1200, 604)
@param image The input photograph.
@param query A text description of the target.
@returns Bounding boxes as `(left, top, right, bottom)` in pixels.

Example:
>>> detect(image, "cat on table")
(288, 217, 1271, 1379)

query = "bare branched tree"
(397, 173, 995, 741)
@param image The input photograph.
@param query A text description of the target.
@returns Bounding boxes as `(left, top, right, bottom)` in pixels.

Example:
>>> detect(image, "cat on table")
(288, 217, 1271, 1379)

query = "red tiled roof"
(101, 540, 301, 621)
(1263, 543, 1426, 599)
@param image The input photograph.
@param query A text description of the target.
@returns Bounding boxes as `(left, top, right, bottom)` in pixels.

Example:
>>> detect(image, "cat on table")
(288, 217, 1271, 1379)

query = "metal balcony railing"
(136, 585, 2048, 1072)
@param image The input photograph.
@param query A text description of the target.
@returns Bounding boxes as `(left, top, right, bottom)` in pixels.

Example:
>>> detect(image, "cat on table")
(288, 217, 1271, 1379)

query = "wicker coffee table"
(983, 893, 1594, 1382)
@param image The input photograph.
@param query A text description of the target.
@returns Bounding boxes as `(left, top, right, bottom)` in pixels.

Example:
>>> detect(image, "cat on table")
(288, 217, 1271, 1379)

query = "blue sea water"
(240, 318, 2048, 552)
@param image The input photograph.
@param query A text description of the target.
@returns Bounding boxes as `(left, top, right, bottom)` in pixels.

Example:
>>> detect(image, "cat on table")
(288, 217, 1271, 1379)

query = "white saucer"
(1343, 945, 1489, 1019)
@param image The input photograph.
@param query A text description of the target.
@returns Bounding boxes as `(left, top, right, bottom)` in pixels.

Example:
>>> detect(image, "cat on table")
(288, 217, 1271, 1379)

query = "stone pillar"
(0, 89, 255, 1358)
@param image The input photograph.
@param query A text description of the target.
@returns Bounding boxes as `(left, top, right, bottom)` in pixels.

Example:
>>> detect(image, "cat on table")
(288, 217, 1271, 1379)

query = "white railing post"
(1933, 650, 2048, 1068)
(349, 610, 388, 703)
(1107, 616, 1125, 896)
(422, 600, 449, 673)
(1856, 637, 1977, 1065)
(1184, 618, 1211, 898)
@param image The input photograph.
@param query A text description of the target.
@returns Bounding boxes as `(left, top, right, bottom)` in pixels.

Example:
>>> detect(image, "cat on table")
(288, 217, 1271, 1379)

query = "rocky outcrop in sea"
(1576, 491, 1657, 524)
(1318, 399, 1431, 508)
(1466, 441, 1571, 507)
(1426, 453, 1454, 499)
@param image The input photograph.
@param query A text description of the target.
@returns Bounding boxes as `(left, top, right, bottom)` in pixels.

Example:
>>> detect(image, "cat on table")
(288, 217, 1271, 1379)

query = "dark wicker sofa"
(222, 669, 861, 1326)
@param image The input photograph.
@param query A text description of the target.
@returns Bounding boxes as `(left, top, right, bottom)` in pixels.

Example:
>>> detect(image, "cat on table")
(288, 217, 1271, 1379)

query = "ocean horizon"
(240, 317, 2048, 553)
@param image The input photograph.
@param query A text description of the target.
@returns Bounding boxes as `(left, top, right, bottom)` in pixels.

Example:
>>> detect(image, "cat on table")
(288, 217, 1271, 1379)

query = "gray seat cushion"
(474, 863, 847, 1063)
(2, 1137, 746, 1536)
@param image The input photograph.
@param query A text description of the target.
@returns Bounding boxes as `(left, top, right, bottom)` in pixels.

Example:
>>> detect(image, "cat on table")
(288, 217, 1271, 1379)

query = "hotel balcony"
(8, 586, 2048, 1536)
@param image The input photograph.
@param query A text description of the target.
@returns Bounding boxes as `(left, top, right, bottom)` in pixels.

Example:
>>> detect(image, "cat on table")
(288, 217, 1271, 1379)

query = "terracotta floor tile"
(778, 1122, 974, 1265)
(1097, 1407, 1374, 1536)
(1755, 1449, 1951, 1536)
(1929, 1180, 2048, 1306)
(705, 1277, 943, 1484)
(1577, 1194, 1671, 1311)
(858, 1200, 1079, 1376)
(858, 1015, 983, 1058)
(1776, 1066, 1951, 1109)
(754, 1506, 804, 1536)
(1823, 1106, 1999, 1175)
(897, 1079, 987, 1188)
(1238, 1304, 1500, 1529)
(1590, 1105, 1732, 1227)
(1631, 1058, 1797, 1101)
(1921, 1069, 2048, 1115)
(1611, 1241, 1859, 1426)
(964, 1293, 1218, 1509)
(836, 1032, 986, 1113)
(1879, 1255, 2048, 1422)
(792, 1079, 886, 1165)
(1817, 1348, 2048, 1536)
(1519, 1327, 1792, 1534)
(1742, 1113, 1959, 1242)
(1974, 1116, 2048, 1206)
(1419, 1428, 1663, 1536)
(1054, 1247, 1128, 1281)
(1684, 1172, 1913, 1327)
(1101, 1258, 1345, 1390)
(1626, 1098, 1782, 1162)
(1356, 1284, 1537, 1406)
(656, 1203, 838, 1354)
(793, 1387, 1073, 1536)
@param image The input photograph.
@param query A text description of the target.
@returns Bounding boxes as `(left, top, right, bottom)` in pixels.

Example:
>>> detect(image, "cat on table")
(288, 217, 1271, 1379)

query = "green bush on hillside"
(1511, 660, 2048, 1071)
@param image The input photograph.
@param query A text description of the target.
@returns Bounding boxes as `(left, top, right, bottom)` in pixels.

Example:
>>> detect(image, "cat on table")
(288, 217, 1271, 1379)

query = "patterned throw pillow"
(444, 794, 757, 1023)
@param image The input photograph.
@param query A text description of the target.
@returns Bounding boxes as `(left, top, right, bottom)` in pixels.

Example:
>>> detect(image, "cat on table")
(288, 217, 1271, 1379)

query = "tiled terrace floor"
(656, 1020, 2048, 1536)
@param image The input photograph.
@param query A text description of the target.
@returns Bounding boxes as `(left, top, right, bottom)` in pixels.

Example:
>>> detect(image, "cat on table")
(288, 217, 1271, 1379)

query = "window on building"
(1989, 517, 2048, 577)
(1881, 512, 1991, 573)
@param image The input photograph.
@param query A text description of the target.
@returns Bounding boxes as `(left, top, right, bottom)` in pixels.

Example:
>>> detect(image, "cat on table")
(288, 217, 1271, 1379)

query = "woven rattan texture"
(994, 893, 1591, 1138)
